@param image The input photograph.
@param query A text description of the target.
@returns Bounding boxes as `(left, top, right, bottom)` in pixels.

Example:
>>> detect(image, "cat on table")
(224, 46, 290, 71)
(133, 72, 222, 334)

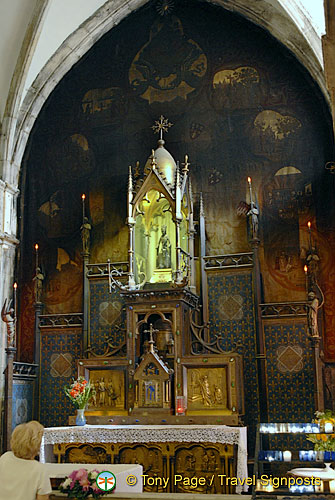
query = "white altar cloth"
(41, 424, 248, 493)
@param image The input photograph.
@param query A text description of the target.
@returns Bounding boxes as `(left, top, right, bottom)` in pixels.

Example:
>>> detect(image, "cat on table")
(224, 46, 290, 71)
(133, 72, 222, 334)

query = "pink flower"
(91, 482, 100, 492)
(79, 477, 91, 491)
(76, 468, 88, 480)
(70, 480, 76, 490)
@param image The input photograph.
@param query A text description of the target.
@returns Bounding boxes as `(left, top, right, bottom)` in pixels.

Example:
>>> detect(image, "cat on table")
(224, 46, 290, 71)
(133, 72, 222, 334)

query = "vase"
(75, 408, 86, 426)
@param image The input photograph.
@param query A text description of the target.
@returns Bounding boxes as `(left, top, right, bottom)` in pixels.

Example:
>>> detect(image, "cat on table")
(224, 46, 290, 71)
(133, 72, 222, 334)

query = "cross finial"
(152, 115, 173, 141)
(143, 323, 159, 353)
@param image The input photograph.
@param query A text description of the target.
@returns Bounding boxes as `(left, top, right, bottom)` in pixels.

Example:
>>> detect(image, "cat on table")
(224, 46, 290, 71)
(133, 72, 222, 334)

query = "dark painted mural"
(19, 0, 334, 433)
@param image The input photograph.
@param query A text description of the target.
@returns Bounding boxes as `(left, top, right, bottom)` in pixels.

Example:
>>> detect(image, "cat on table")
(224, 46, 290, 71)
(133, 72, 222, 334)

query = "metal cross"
(152, 115, 173, 140)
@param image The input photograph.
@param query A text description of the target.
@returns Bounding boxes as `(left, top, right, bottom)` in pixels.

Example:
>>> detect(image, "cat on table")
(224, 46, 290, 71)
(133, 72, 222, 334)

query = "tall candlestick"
(13, 282, 17, 321)
(247, 176, 253, 206)
(307, 221, 312, 250)
(34, 243, 39, 273)
(82, 194, 86, 223)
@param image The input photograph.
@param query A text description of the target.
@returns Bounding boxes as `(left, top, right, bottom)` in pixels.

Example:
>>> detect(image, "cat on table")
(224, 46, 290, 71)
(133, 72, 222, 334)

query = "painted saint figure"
(156, 225, 171, 268)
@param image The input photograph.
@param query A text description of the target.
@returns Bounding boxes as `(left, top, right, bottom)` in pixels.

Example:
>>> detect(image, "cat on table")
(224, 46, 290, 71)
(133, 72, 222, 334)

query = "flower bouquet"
(64, 377, 91, 409)
(60, 468, 107, 499)
(306, 410, 335, 451)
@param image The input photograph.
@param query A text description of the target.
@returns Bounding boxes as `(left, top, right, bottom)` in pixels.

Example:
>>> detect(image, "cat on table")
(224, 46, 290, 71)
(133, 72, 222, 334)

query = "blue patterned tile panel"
(89, 281, 126, 356)
(40, 329, 82, 427)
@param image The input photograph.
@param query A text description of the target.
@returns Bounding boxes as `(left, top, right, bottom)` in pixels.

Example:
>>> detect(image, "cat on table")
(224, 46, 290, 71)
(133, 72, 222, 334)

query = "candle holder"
(176, 395, 186, 415)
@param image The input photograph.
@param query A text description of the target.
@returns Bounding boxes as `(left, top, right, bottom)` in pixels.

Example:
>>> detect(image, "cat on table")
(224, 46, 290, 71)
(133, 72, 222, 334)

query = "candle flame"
(34, 243, 39, 251)
(247, 177, 251, 184)
(13, 282, 17, 289)
(307, 221, 311, 229)
(82, 193, 86, 200)
(304, 265, 308, 273)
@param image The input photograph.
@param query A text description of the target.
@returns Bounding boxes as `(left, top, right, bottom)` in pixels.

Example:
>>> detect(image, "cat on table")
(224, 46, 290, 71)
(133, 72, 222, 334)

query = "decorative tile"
(276, 345, 303, 373)
(50, 353, 73, 377)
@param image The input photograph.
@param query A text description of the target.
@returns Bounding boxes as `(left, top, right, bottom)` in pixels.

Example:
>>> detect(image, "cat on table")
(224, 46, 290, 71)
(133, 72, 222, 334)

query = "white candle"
(283, 450, 292, 462)
(330, 480, 335, 493)
(325, 422, 333, 433)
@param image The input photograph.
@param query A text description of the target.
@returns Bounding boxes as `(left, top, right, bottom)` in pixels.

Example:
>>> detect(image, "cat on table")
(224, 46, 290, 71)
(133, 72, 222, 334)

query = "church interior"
(0, 0, 335, 497)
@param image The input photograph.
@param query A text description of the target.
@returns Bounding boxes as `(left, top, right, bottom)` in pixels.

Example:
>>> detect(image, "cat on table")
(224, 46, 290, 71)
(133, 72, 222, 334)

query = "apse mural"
(20, 0, 332, 367)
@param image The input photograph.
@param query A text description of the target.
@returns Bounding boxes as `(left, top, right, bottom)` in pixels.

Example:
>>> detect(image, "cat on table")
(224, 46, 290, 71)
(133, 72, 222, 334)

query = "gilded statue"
(156, 225, 171, 268)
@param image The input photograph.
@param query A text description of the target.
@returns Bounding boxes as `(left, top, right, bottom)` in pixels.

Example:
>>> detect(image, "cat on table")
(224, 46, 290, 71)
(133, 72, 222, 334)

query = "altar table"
(40, 425, 248, 493)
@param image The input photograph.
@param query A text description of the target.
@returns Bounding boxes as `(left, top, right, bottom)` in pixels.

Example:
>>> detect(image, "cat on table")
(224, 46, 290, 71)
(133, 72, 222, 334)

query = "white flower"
(61, 477, 71, 489)
(90, 470, 98, 479)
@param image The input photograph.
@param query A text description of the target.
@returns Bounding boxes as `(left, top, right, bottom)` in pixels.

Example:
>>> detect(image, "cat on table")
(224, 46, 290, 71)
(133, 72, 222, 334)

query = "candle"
(247, 176, 253, 206)
(82, 194, 86, 223)
(330, 481, 335, 494)
(307, 221, 312, 250)
(304, 265, 308, 294)
(325, 422, 333, 433)
(283, 450, 292, 462)
(34, 243, 39, 273)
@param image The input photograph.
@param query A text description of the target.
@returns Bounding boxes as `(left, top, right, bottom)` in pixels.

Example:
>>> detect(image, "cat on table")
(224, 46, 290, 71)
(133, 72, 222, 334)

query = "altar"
(40, 425, 248, 494)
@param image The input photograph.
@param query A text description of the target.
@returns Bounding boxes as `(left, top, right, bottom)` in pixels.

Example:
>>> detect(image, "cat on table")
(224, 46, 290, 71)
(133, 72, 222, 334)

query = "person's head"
(10, 421, 44, 459)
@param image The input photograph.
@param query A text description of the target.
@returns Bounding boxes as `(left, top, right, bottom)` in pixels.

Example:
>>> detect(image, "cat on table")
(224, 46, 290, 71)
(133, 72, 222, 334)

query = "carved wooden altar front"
(53, 441, 235, 494)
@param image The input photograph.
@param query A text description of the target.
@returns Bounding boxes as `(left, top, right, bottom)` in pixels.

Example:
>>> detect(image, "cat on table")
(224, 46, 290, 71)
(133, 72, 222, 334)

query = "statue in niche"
(156, 225, 171, 268)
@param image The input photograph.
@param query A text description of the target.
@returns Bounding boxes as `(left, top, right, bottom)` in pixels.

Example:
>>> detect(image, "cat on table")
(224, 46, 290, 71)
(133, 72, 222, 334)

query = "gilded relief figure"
(107, 380, 117, 407)
(199, 375, 212, 406)
(214, 384, 223, 405)
(156, 225, 171, 268)
(98, 378, 106, 406)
